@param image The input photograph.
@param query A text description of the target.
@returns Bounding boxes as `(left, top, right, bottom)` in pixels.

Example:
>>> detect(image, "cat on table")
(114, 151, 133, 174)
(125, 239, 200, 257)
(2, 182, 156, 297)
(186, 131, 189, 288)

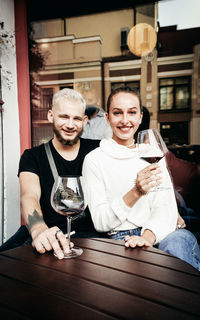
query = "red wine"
(59, 208, 83, 217)
(141, 156, 163, 164)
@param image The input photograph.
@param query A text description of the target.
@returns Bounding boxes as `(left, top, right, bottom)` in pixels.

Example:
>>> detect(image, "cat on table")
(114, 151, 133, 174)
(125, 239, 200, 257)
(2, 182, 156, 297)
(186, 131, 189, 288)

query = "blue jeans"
(109, 228, 200, 271)
(0, 225, 31, 252)
(109, 227, 142, 240)
(159, 229, 200, 271)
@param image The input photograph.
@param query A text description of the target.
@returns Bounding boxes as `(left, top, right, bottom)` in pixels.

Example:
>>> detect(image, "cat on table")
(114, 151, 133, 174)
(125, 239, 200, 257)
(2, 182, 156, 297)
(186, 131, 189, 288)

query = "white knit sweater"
(82, 138, 178, 243)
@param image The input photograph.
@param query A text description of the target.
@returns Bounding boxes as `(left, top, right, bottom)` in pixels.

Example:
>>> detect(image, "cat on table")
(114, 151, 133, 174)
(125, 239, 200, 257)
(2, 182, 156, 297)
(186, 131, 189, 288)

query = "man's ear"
(47, 109, 53, 123)
(83, 115, 88, 127)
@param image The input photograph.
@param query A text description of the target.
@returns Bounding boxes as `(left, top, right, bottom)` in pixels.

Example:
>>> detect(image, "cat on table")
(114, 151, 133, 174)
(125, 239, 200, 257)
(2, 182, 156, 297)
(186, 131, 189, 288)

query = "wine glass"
(51, 175, 84, 258)
(137, 128, 169, 191)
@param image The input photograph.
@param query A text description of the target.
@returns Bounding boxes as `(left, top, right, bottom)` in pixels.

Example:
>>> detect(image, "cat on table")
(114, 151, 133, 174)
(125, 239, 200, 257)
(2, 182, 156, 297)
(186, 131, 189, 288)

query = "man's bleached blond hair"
(52, 88, 86, 113)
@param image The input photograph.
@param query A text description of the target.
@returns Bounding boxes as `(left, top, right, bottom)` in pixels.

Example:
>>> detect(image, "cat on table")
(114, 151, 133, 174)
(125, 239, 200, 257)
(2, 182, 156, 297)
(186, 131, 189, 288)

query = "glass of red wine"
(137, 128, 169, 191)
(51, 175, 84, 258)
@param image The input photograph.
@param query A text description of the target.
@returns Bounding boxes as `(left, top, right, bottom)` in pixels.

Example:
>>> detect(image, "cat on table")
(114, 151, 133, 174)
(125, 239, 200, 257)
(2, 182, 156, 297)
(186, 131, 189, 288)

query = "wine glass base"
(64, 246, 83, 258)
(54, 246, 83, 259)
(150, 186, 170, 192)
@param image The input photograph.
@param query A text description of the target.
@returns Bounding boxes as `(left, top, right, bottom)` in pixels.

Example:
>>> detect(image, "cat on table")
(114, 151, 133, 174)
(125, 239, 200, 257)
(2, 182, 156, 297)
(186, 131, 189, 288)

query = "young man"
(0, 88, 100, 259)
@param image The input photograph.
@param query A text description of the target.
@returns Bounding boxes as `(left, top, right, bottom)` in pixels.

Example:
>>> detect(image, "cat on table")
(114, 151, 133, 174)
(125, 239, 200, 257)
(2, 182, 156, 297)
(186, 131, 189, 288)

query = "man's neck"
(52, 137, 80, 161)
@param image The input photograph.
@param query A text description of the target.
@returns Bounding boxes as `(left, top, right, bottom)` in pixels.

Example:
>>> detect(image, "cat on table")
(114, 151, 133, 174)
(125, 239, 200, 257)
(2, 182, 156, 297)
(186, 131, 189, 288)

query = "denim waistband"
(107, 227, 142, 240)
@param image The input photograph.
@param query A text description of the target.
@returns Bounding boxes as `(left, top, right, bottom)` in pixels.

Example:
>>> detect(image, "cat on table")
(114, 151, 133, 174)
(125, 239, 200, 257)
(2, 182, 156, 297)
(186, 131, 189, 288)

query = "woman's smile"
(106, 91, 142, 146)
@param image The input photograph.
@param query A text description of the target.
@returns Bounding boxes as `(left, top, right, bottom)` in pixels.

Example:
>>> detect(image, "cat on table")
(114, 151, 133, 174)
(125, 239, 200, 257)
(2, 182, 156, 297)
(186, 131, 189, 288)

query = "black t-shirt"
(18, 138, 100, 232)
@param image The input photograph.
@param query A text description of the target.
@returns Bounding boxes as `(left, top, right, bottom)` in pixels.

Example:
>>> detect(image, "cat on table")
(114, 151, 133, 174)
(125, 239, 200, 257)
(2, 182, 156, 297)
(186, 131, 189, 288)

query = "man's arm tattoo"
(26, 210, 44, 231)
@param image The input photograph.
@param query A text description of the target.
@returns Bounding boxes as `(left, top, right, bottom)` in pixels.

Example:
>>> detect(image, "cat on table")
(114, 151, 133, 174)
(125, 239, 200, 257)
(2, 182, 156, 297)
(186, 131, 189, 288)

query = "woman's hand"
(123, 163, 162, 207)
(135, 163, 162, 195)
(177, 214, 186, 229)
(125, 229, 156, 248)
(125, 235, 152, 248)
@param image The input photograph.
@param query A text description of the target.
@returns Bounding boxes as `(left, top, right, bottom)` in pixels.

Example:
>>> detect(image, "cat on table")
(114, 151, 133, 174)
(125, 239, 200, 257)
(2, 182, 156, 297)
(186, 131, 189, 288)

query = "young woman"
(82, 86, 200, 271)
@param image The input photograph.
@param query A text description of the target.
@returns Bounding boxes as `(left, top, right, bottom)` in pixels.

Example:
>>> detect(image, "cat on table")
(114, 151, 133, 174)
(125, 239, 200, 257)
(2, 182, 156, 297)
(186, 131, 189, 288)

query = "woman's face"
(106, 92, 143, 146)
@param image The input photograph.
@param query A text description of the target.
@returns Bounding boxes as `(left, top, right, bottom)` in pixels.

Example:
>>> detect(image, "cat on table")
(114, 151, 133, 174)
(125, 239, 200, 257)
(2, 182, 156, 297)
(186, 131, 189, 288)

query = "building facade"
(30, 6, 200, 147)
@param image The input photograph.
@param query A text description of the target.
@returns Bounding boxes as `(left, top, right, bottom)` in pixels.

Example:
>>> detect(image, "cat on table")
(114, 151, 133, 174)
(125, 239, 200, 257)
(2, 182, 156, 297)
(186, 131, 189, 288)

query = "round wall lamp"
(127, 23, 157, 57)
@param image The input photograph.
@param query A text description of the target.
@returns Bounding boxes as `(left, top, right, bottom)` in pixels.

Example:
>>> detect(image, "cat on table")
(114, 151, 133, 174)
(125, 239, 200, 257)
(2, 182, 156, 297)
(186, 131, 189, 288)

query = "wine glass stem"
(67, 216, 72, 252)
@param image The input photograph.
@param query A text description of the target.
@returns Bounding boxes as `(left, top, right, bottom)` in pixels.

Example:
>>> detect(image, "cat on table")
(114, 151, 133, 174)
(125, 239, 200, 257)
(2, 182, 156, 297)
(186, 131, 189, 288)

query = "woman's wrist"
(135, 180, 147, 196)
(142, 229, 156, 246)
(123, 186, 142, 207)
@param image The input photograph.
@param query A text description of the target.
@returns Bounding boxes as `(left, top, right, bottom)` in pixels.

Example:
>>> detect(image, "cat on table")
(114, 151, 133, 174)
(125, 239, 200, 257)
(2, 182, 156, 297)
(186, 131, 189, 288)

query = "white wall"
(0, 0, 21, 244)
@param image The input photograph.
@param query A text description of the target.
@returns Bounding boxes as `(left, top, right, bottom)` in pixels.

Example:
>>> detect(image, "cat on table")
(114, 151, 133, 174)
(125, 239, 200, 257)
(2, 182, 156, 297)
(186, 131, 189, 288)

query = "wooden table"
(0, 238, 199, 320)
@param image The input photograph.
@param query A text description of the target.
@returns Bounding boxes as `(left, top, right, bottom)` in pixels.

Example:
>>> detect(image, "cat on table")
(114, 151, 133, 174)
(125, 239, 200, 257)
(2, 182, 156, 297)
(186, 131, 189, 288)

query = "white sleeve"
(82, 154, 128, 232)
(140, 162, 178, 243)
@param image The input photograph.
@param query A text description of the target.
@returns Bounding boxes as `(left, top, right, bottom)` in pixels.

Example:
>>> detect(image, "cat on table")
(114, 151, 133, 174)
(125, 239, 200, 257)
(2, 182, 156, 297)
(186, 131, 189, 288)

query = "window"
(111, 81, 140, 92)
(159, 77, 191, 111)
(160, 122, 189, 146)
(31, 87, 54, 146)
(59, 85, 73, 90)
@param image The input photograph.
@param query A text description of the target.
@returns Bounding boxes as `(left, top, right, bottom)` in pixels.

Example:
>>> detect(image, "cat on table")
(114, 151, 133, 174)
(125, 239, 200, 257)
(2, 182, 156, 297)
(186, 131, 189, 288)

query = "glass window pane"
(32, 87, 54, 146)
(32, 124, 53, 146)
(176, 87, 189, 109)
(160, 79, 174, 86)
(111, 81, 139, 91)
(127, 82, 140, 90)
(175, 77, 189, 85)
(160, 87, 173, 110)
(160, 122, 188, 146)
(111, 82, 125, 90)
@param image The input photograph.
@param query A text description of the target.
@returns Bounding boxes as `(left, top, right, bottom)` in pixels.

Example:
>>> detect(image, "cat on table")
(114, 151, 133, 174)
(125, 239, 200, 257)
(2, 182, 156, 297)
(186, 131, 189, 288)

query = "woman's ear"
(139, 112, 143, 125)
(105, 112, 110, 124)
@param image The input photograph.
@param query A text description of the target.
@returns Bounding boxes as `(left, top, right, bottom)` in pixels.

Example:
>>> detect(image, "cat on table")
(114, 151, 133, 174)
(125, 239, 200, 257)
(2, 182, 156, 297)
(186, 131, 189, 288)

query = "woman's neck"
(112, 137, 135, 148)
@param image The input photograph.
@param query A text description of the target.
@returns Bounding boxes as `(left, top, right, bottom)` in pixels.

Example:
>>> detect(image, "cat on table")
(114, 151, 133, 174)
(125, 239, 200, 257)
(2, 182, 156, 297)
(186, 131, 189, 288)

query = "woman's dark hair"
(107, 86, 142, 114)
(134, 106, 150, 139)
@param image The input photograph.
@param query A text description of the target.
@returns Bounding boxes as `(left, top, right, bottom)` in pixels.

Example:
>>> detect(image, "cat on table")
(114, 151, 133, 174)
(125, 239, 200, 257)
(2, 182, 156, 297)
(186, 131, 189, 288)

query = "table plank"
(2, 243, 200, 294)
(78, 248, 200, 293)
(0, 247, 199, 319)
(76, 238, 200, 274)
(0, 266, 196, 320)
(0, 305, 30, 319)
(0, 275, 118, 320)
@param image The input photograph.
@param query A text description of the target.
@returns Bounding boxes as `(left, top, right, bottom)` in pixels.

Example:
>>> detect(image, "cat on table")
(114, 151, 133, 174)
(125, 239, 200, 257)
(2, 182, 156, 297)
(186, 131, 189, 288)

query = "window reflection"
(159, 77, 191, 111)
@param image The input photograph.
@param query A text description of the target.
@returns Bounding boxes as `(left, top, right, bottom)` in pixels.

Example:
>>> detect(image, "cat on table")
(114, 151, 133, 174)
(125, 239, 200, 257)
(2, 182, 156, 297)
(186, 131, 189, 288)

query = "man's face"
(48, 97, 87, 145)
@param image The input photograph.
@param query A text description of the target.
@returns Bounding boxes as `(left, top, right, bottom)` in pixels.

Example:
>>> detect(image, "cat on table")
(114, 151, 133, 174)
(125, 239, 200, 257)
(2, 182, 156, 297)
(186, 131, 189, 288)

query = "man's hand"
(31, 225, 72, 259)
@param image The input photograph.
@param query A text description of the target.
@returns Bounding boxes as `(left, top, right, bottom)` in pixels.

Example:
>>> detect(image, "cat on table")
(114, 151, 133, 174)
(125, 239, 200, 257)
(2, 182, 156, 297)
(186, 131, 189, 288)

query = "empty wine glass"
(51, 175, 84, 258)
(137, 128, 169, 191)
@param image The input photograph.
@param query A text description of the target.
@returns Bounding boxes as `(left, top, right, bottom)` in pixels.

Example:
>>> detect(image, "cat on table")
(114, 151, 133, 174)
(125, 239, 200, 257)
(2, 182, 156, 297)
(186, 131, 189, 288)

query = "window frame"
(111, 81, 140, 92)
(159, 76, 191, 112)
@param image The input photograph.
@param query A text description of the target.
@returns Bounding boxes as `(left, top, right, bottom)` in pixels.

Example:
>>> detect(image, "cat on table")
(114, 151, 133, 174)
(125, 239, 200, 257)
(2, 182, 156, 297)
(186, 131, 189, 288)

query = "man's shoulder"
(19, 142, 48, 176)
(21, 143, 45, 158)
